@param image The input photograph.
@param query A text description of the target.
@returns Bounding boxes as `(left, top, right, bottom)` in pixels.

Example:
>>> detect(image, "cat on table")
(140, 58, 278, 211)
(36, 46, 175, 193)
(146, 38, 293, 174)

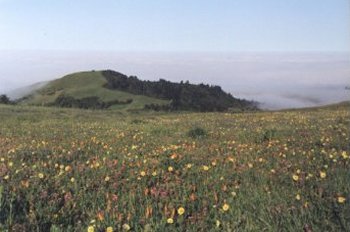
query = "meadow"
(0, 103, 349, 231)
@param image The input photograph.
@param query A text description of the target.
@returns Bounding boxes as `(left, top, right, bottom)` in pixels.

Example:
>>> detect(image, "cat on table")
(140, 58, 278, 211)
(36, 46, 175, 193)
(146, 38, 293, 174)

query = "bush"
(0, 94, 11, 104)
(255, 129, 277, 143)
(187, 127, 207, 138)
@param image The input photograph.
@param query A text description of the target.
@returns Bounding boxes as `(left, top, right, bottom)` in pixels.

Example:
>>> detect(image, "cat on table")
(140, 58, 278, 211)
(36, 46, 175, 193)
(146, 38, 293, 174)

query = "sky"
(0, 0, 349, 52)
(0, 0, 349, 109)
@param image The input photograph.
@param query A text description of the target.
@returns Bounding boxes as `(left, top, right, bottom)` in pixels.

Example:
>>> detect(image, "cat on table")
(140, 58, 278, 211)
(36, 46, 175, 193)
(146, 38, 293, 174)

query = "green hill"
(21, 71, 169, 111)
(20, 70, 257, 111)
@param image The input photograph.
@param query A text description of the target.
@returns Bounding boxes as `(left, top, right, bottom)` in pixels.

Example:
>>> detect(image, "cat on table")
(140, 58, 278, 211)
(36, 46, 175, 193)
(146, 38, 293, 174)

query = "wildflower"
(152, 171, 157, 176)
(186, 163, 192, 168)
(8, 161, 13, 167)
(216, 220, 221, 227)
(248, 163, 253, 168)
(341, 151, 348, 159)
(140, 171, 146, 177)
(337, 196, 346, 204)
(296, 194, 301, 201)
(168, 166, 174, 172)
(167, 218, 174, 224)
(320, 171, 326, 179)
(177, 207, 185, 215)
(38, 173, 44, 179)
(122, 223, 130, 231)
(106, 226, 113, 232)
(65, 165, 72, 172)
(87, 226, 94, 232)
(97, 211, 104, 221)
(70, 177, 75, 183)
(21, 180, 30, 188)
(105, 176, 110, 182)
(203, 165, 209, 171)
(292, 174, 299, 181)
(4, 175, 9, 180)
(222, 203, 230, 211)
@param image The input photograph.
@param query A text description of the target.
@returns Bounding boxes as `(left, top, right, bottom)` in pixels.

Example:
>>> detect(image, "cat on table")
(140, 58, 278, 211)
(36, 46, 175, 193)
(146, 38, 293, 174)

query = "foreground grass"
(0, 104, 349, 231)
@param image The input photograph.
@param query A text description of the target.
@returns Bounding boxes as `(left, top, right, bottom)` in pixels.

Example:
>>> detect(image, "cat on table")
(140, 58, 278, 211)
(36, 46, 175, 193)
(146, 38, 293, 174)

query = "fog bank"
(0, 51, 349, 109)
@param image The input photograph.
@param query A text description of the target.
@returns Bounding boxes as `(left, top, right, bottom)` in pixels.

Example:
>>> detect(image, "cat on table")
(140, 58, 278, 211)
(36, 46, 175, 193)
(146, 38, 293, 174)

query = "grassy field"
(0, 104, 349, 231)
(21, 71, 169, 110)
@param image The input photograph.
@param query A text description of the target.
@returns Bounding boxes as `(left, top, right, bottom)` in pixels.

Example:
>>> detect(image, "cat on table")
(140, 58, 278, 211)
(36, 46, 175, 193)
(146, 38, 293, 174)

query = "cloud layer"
(0, 51, 349, 109)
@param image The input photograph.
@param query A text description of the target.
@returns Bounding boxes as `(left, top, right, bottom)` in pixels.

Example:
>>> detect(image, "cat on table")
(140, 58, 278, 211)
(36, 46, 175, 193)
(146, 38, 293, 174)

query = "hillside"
(19, 70, 258, 111)
(0, 103, 349, 231)
(21, 71, 169, 111)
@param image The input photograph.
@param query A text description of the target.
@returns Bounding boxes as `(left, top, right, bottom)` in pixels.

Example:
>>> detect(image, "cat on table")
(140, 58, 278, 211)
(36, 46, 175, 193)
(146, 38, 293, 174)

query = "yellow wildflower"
(296, 194, 301, 201)
(106, 226, 113, 232)
(65, 165, 72, 172)
(38, 173, 44, 179)
(341, 151, 348, 159)
(292, 175, 299, 181)
(87, 226, 94, 232)
(222, 203, 230, 211)
(203, 165, 209, 171)
(140, 171, 146, 177)
(320, 171, 326, 179)
(167, 218, 174, 224)
(168, 166, 174, 172)
(177, 207, 185, 215)
(337, 196, 346, 204)
(122, 223, 130, 231)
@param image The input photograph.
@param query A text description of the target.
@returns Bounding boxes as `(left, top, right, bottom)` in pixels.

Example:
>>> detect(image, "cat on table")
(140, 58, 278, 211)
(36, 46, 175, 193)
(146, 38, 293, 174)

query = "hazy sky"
(0, 0, 349, 51)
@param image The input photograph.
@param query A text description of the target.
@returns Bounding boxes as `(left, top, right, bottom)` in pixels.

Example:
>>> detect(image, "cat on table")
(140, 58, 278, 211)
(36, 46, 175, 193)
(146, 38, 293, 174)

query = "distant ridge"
(18, 70, 258, 112)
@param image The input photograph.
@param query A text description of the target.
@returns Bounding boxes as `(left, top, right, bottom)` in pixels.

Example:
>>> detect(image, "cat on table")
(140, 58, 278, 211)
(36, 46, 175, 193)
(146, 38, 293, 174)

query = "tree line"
(102, 70, 258, 112)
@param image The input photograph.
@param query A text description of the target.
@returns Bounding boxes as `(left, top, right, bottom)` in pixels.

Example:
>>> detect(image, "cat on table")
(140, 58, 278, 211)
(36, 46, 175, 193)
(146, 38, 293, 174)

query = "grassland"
(21, 71, 169, 110)
(0, 103, 349, 231)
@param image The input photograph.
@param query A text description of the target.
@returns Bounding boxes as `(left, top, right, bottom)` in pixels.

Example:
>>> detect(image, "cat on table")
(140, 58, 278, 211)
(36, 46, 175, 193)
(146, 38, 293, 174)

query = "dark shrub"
(187, 127, 207, 139)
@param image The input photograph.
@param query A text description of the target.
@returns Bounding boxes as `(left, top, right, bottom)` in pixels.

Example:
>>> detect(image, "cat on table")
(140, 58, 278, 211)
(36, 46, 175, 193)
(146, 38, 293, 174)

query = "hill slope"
(20, 70, 257, 111)
(21, 71, 169, 110)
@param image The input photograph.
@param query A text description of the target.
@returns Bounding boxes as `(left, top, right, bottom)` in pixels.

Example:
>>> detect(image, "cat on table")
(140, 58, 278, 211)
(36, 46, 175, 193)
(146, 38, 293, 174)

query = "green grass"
(0, 104, 349, 231)
(22, 71, 169, 110)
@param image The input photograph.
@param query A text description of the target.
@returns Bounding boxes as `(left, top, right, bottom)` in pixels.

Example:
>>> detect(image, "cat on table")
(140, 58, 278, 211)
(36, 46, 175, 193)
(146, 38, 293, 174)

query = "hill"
(20, 71, 169, 111)
(19, 70, 257, 111)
